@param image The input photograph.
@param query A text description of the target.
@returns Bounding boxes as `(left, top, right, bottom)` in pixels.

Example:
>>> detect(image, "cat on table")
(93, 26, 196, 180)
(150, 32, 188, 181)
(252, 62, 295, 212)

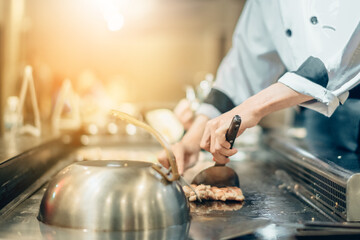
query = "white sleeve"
(279, 23, 360, 117)
(197, 0, 285, 119)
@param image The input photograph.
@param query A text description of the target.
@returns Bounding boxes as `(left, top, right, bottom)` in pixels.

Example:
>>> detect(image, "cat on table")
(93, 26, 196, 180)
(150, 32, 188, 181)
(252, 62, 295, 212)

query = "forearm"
(181, 114, 209, 148)
(234, 82, 314, 120)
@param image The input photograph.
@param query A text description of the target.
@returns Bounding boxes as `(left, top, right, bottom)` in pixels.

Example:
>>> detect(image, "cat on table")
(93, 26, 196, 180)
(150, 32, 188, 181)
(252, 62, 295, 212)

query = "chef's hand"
(200, 82, 314, 164)
(157, 114, 209, 174)
(200, 107, 260, 164)
(157, 141, 200, 175)
(174, 99, 194, 130)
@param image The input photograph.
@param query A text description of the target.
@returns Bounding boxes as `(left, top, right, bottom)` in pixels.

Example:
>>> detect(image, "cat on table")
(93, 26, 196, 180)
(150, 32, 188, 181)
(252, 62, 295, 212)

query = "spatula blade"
(191, 115, 241, 187)
(191, 165, 240, 187)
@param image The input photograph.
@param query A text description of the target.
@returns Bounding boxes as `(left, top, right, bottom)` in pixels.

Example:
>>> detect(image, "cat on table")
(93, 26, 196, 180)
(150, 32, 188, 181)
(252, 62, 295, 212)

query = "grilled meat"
(183, 184, 244, 202)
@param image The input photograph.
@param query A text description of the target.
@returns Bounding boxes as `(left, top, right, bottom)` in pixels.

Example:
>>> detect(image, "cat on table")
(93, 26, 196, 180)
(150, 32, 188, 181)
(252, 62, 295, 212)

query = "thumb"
(157, 150, 170, 169)
(237, 126, 246, 137)
(173, 143, 185, 175)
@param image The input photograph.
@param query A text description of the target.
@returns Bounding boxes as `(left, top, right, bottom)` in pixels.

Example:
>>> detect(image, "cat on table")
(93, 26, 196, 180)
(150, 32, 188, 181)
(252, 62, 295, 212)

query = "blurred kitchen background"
(0, 0, 246, 136)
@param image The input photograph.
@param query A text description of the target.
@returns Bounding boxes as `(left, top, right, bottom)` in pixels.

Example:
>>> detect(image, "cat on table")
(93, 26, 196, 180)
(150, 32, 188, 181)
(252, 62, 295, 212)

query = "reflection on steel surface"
(75, 147, 158, 163)
(189, 216, 269, 239)
(39, 221, 190, 240)
(189, 201, 244, 214)
(38, 160, 190, 231)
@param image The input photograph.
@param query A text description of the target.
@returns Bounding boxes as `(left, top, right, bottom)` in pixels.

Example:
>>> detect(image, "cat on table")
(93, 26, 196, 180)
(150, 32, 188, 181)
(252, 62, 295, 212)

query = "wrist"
(242, 95, 268, 120)
(229, 97, 263, 129)
(181, 114, 208, 150)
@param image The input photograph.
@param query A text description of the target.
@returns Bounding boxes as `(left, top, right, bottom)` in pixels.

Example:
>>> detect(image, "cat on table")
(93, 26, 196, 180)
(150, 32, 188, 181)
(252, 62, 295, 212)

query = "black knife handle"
(225, 115, 241, 149)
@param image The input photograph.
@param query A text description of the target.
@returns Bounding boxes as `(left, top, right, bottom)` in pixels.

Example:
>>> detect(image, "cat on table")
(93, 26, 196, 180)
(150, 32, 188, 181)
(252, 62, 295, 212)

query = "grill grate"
(276, 155, 347, 220)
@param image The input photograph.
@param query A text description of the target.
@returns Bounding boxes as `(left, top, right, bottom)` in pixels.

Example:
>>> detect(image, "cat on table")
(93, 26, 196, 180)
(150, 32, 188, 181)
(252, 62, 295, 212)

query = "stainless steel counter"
(0, 138, 330, 240)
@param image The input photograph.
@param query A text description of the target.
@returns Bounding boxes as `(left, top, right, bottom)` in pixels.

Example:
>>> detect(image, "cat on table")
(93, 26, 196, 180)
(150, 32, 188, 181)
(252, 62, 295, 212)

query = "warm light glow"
(126, 123, 137, 135)
(80, 135, 90, 145)
(94, 0, 126, 31)
(107, 122, 118, 134)
(106, 14, 124, 31)
(88, 123, 98, 135)
(20, 0, 244, 110)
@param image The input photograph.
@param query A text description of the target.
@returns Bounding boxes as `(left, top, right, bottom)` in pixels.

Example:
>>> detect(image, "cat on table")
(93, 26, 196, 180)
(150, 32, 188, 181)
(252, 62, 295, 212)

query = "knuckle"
(214, 130, 222, 137)
(220, 149, 228, 155)
(218, 158, 226, 164)
(209, 121, 217, 128)
(157, 156, 164, 163)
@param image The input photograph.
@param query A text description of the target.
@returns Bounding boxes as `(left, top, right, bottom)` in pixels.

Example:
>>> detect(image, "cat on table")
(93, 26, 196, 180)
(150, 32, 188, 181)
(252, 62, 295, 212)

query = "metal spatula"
(192, 115, 241, 187)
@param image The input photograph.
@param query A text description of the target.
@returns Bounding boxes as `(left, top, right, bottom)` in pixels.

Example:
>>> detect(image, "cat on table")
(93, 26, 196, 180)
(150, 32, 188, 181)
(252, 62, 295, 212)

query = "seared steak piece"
(183, 184, 244, 202)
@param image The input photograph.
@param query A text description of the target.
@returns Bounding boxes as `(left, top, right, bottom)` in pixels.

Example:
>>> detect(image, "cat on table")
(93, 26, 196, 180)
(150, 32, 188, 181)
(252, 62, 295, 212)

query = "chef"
(158, 0, 360, 173)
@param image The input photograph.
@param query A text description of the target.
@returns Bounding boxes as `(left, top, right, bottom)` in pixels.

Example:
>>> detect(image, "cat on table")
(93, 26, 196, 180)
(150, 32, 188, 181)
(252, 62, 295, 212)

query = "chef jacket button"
(310, 16, 318, 25)
(285, 29, 292, 37)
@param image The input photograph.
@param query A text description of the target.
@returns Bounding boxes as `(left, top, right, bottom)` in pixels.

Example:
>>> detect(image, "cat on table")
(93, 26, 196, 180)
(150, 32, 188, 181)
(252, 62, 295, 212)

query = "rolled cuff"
(278, 72, 347, 117)
(196, 103, 221, 119)
(203, 88, 236, 114)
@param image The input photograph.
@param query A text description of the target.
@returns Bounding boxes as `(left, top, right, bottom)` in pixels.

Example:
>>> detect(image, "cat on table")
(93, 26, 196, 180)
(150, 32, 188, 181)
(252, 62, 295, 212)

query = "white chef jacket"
(197, 0, 360, 118)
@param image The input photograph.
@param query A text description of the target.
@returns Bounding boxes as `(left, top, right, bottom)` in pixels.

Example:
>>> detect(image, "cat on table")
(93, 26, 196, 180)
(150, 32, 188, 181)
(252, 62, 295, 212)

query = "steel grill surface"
(0, 142, 333, 239)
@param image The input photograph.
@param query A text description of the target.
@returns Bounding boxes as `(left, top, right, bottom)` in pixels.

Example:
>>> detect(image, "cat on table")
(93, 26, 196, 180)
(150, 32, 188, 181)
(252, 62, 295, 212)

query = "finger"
(211, 137, 233, 164)
(182, 110, 193, 122)
(215, 121, 228, 145)
(173, 143, 185, 175)
(220, 141, 231, 149)
(218, 116, 242, 144)
(212, 154, 230, 165)
(237, 127, 245, 136)
(157, 150, 170, 169)
(218, 147, 238, 157)
(200, 124, 211, 151)
(215, 127, 231, 149)
(210, 121, 217, 153)
(187, 151, 199, 170)
(211, 140, 237, 156)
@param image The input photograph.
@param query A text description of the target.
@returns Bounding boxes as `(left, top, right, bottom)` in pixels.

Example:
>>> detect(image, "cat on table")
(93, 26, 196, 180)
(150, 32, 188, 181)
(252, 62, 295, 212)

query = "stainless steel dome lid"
(38, 110, 190, 231)
(38, 160, 190, 231)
